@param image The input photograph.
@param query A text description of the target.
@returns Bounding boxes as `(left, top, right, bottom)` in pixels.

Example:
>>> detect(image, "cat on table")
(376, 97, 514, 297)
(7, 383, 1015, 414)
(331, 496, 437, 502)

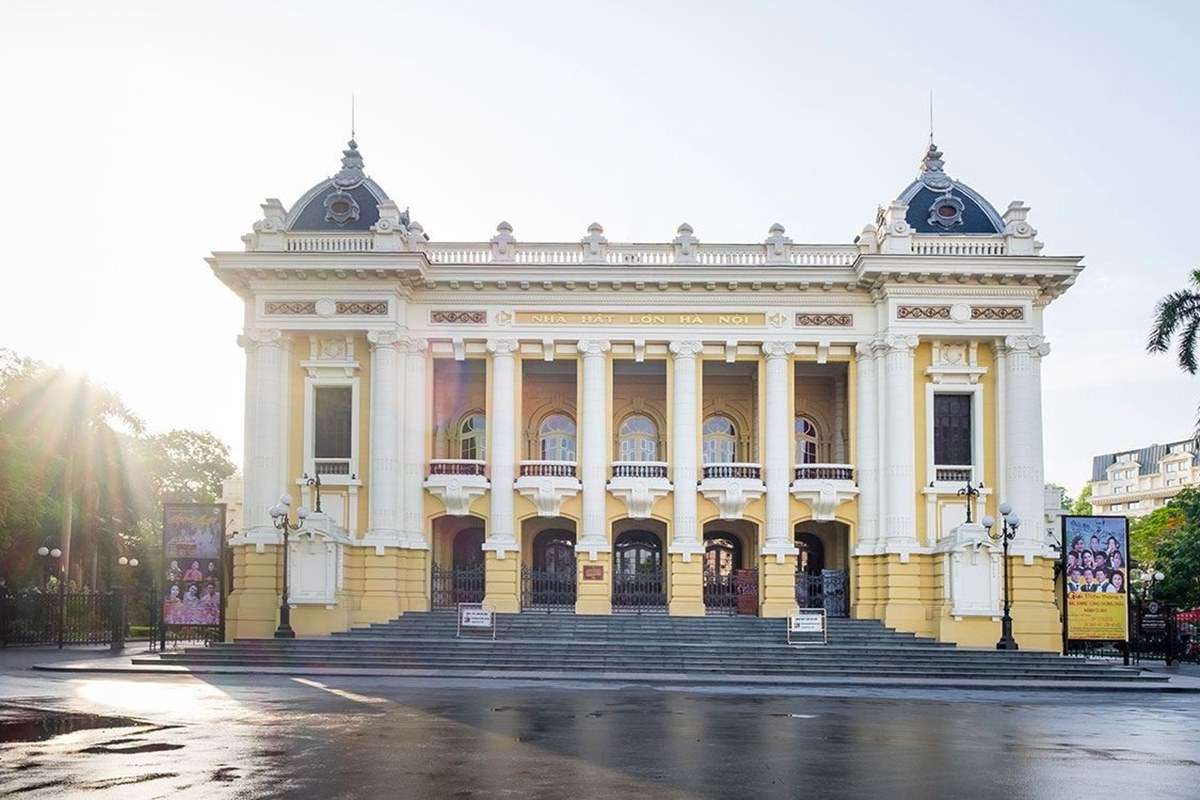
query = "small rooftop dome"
(284, 139, 403, 232)
(895, 144, 1003, 234)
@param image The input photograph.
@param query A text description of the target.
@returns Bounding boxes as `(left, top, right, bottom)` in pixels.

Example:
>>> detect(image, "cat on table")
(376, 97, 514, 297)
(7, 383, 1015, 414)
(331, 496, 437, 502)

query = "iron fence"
(432, 564, 485, 609)
(612, 568, 666, 612)
(795, 569, 848, 618)
(703, 572, 737, 615)
(521, 566, 576, 612)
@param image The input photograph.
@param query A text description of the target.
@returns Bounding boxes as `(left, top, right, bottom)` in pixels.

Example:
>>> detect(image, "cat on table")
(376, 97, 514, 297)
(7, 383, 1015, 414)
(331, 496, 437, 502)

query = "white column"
(366, 330, 403, 543)
(762, 342, 797, 559)
(832, 374, 847, 463)
(1004, 335, 1051, 550)
(401, 337, 428, 547)
(485, 339, 519, 555)
(668, 340, 704, 557)
(854, 341, 880, 554)
(882, 334, 919, 549)
(238, 328, 287, 540)
(578, 340, 611, 554)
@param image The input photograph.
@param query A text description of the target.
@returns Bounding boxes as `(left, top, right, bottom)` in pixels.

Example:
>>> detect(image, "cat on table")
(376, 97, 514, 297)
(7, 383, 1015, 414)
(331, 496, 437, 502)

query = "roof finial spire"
(928, 89, 934, 147)
(351, 92, 356, 141)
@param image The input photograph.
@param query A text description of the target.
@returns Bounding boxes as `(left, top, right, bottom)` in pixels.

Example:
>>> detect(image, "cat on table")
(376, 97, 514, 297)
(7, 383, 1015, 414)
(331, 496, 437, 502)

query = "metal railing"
(612, 569, 667, 612)
(431, 564, 485, 609)
(702, 463, 762, 480)
(611, 461, 669, 479)
(519, 460, 578, 478)
(793, 463, 856, 481)
(521, 566, 577, 612)
(795, 570, 849, 618)
(428, 459, 487, 477)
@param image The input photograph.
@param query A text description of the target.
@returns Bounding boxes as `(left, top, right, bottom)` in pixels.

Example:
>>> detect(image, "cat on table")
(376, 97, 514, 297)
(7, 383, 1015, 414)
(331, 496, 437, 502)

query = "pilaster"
(365, 329, 403, 546)
(484, 339, 520, 557)
(853, 341, 881, 556)
(577, 339, 612, 559)
(881, 334, 919, 552)
(401, 337, 429, 548)
(761, 341, 798, 563)
(668, 340, 704, 560)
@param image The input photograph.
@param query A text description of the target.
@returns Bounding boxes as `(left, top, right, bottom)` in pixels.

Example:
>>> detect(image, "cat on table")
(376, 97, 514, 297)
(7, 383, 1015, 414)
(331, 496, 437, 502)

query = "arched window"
(618, 414, 658, 462)
(703, 414, 738, 463)
(795, 532, 825, 576)
(795, 416, 819, 464)
(539, 413, 577, 461)
(704, 533, 742, 577)
(459, 412, 486, 460)
(533, 529, 576, 576)
(614, 530, 662, 578)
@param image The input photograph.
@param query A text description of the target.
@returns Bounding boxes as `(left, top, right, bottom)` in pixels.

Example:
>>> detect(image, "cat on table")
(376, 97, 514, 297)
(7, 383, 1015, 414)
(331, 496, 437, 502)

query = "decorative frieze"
(971, 305, 1024, 321)
(430, 310, 487, 325)
(796, 312, 853, 327)
(265, 301, 317, 315)
(336, 301, 388, 315)
(897, 305, 951, 320)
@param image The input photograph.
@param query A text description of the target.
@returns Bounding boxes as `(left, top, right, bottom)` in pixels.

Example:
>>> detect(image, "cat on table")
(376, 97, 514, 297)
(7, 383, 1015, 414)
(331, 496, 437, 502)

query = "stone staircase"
(136, 611, 1165, 685)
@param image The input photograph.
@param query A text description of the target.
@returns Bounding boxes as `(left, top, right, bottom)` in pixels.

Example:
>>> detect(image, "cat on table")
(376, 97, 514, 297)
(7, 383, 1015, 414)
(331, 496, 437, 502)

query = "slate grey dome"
(284, 139, 404, 232)
(895, 143, 1003, 234)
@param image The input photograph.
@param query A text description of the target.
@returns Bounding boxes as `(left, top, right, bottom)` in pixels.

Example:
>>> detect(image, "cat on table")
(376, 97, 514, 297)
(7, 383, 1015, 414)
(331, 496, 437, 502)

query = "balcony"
(934, 464, 974, 484)
(515, 460, 581, 517)
(699, 463, 765, 521)
(424, 459, 489, 516)
(313, 457, 352, 477)
(790, 463, 859, 521)
(608, 461, 672, 519)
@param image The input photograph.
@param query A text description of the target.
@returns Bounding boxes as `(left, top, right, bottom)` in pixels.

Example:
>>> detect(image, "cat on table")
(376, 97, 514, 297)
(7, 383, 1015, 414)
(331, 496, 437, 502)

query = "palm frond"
(1181, 316, 1200, 374)
(1148, 289, 1200, 353)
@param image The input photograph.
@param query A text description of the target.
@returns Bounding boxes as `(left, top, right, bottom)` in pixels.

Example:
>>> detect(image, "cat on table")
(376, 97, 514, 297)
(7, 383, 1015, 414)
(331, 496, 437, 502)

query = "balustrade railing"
(934, 464, 974, 483)
(702, 463, 762, 480)
(910, 236, 1007, 256)
(519, 460, 578, 478)
(793, 463, 856, 482)
(284, 234, 375, 253)
(313, 458, 351, 476)
(428, 459, 487, 477)
(611, 461, 669, 479)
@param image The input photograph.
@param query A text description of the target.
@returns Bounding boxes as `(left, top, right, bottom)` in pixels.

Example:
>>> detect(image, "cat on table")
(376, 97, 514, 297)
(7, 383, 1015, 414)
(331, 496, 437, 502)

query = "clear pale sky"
(3, 1, 1198, 496)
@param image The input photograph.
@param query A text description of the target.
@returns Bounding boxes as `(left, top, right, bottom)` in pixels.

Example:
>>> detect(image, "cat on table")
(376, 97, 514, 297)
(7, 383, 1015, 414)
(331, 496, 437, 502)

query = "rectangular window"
(314, 386, 353, 461)
(933, 394, 972, 466)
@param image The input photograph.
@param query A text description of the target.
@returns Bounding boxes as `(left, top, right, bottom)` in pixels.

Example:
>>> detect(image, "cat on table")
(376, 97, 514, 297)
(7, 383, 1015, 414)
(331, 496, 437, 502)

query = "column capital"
(577, 339, 611, 357)
(487, 338, 520, 356)
(760, 341, 796, 359)
(366, 328, 404, 350)
(1003, 334, 1050, 357)
(669, 340, 704, 358)
(398, 336, 429, 353)
(882, 333, 919, 354)
(237, 328, 283, 350)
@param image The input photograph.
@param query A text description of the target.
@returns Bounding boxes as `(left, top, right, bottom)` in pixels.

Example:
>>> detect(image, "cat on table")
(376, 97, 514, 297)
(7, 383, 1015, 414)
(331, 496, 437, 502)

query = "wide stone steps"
(139, 611, 1164, 684)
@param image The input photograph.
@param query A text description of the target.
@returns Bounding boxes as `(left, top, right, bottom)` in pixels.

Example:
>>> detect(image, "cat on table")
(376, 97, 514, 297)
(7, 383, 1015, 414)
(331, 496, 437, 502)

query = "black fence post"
(110, 592, 125, 653)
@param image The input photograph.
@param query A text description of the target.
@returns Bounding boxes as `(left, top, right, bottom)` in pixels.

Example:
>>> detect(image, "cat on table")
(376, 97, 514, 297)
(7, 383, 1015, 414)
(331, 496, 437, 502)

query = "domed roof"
(895, 144, 1003, 234)
(285, 139, 404, 232)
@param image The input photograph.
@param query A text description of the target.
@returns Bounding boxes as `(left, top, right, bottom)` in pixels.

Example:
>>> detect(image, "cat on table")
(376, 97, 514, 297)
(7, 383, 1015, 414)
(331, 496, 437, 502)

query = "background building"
(208, 139, 1082, 650)
(1088, 438, 1199, 517)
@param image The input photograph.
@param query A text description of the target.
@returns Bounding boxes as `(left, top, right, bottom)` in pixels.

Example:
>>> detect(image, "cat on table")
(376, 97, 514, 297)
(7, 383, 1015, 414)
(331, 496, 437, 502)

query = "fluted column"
(882, 334, 919, 550)
(668, 341, 704, 556)
(485, 339, 519, 554)
(762, 342, 797, 559)
(238, 328, 288, 540)
(1004, 335, 1051, 550)
(578, 340, 611, 555)
(366, 330, 403, 544)
(401, 337, 428, 547)
(854, 341, 880, 554)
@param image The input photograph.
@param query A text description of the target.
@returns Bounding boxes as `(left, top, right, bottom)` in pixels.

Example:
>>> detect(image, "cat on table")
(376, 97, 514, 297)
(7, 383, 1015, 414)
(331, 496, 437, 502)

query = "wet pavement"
(2, 648, 1199, 798)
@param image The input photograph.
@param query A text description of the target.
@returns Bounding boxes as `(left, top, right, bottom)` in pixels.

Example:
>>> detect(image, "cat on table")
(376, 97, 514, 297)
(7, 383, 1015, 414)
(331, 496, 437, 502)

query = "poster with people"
(162, 503, 225, 627)
(1063, 515, 1129, 642)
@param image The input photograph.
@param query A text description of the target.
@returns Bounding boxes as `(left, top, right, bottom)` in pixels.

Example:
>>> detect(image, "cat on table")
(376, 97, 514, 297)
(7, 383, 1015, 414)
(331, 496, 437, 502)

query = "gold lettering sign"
(515, 312, 765, 326)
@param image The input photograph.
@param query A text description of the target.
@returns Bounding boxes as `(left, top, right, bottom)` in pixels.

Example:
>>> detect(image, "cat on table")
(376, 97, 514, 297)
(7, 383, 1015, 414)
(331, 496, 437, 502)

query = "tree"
(1129, 499, 1187, 565)
(1069, 484, 1094, 516)
(141, 430, 235, 504)
(1148, 268, 1200, 429)
(1156, 521, 1200, 609)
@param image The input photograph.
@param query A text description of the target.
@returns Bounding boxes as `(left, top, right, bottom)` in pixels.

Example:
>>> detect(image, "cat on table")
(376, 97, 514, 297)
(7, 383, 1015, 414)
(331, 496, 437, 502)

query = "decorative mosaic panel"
(896, 305, 951, 320)
(264, 301, 316, 315)
(335, 301, 388, 315)
(795, 312, 853, 327)
(970, 305, 1024, 321)
(430, 310, 487, 324)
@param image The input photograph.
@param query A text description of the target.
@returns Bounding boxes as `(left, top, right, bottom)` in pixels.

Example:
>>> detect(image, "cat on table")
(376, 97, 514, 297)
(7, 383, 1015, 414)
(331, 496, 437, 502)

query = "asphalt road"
(2, 648, 1199, 799)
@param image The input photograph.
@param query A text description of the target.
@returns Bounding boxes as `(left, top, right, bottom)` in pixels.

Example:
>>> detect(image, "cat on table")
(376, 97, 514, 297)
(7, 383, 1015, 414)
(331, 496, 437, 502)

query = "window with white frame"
(794, 416, 819, 464)
(459, 412, 486, 461)
(313, 386, 353, 475)
(539, 413, 577, 461)
(618, 414, 658, 462)
(933, 394, 972, 467)
(703, 415, 738, 463)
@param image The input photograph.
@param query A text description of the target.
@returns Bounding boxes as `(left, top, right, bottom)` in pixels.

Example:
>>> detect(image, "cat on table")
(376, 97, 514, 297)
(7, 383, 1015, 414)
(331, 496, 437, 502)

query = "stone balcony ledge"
(607, 461, 672, 519)
(424, 459, 489, 516)
(699, 463, 765, 520)
(790, 463, 859, 521)
(515, 460, 581, 517)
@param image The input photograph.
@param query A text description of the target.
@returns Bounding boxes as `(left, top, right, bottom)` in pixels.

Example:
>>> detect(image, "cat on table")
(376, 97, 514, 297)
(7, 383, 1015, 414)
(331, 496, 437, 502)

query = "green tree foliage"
(1129, 502, 1186, 565)
(1069, 484, 1093, 516)
(1148, 268, 1200, 430)
(0, 349, 235, 589)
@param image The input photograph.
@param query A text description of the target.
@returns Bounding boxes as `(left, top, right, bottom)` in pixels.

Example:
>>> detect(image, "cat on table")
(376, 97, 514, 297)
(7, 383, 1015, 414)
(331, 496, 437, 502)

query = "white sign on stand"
(457, 602, 497, 640)
(786, 608, 828, 646)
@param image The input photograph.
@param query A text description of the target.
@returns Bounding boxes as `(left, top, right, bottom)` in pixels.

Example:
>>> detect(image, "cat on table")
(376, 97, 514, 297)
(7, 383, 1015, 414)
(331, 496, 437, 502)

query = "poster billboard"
(162, 503, 226, 628)
(1062, 515, 1129, 642)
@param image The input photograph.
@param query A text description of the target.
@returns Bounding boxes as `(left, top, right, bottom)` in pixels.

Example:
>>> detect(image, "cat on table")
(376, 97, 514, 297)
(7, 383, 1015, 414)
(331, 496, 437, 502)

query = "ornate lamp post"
(982, 502, 1021, 651)
(302, 472, 323, 514)
(956, 480, 984, 524)
(36, 544, 62, 591)
(268, 494, 309, 639)
(1138, 568, 1165, 599)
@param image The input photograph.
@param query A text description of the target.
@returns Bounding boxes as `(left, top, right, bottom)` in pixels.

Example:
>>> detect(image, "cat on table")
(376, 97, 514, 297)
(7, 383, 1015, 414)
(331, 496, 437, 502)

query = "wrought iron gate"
(703, 571, 737, 614)
(521, 566, 577, 611)
(431, 564, 485, 609)
(612, 568, 666, 612)
(795, 569, 848, 617)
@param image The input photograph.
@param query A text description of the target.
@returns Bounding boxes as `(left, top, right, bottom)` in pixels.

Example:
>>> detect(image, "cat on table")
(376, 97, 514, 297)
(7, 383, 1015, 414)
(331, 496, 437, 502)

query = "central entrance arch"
(524, 528, 577, 610)
(612, 529, 666, 612)
(794, 521, 849, 617)
(702, 521, 758, 614)
(431, 518, 485, 608)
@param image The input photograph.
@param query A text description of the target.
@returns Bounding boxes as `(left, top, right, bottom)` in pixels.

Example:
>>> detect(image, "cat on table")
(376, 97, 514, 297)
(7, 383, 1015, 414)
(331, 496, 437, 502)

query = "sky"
(2, 0, 1198, 496)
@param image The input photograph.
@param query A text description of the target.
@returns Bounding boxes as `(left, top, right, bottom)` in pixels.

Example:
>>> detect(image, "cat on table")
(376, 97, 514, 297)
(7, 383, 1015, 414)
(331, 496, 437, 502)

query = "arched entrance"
(432, 524, 485, 608)
(794, 522, 849, 617)
(612, 529, 666, 612)
(702, 523, 758, 614)
(524, 529, 577, 611)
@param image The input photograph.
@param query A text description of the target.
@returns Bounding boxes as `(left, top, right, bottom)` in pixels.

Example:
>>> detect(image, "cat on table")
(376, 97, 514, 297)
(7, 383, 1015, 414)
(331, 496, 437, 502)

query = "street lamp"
(982, 501, 1021, 651)
(956, 480, 984, 524)
(36, 544, 62, 590)
(268, 493, 309, 639)
(1139, 568, 1166, 599)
